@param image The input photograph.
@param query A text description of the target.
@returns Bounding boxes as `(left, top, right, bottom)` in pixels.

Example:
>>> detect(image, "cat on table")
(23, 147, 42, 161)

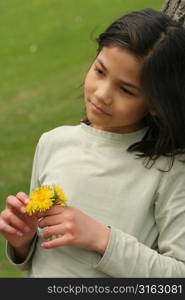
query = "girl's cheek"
(85, 82, 95, 95)
(84, 76, 92, 92)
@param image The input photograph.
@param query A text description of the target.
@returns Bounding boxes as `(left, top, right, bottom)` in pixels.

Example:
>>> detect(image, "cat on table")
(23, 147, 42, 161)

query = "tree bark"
(161, 0, 185, 27)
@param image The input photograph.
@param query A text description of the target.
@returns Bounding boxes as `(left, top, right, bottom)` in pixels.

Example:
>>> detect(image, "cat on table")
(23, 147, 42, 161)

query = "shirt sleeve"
(94, 160, 185, 277)
(5, 135, 44, 271)
(6, 234, 38, 271)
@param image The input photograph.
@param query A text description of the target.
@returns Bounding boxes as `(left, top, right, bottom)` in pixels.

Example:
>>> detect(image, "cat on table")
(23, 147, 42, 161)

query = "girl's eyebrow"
(96, 58, 141, 91)
(96, 58, 107, 70)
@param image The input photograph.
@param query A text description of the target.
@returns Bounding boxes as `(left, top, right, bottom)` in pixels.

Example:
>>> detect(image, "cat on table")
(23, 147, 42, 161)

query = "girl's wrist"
(13, 234, 36, 263)
(94, 225, 111, 255)
(13, 244, 31, 263)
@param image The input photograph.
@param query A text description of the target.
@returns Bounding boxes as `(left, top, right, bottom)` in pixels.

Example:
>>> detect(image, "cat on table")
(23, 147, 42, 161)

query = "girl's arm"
(93, 161, 185, 277)
(0, 192, 38, 268)
(5, 137, 42, 270)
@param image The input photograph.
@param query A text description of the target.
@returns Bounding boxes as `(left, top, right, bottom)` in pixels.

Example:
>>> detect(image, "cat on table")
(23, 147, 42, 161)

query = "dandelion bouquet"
(26, 184, 67, 216)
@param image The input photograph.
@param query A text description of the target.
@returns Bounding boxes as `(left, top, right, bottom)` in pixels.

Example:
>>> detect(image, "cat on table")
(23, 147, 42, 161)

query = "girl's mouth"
(90, 101, 111, 116)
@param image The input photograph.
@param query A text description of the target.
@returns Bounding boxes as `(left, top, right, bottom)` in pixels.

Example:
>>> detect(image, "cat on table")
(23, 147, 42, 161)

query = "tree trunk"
(162, 0, 185, 27)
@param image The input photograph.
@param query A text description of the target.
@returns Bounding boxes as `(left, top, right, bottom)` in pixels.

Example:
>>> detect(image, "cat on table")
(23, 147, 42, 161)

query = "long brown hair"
(82, 9, 185, 170)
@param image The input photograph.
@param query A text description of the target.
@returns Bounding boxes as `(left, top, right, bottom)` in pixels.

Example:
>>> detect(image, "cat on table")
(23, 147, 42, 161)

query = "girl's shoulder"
(38, 125, 81, 145)
(169, 154, 185, 176)
(156, 154, 185, 186)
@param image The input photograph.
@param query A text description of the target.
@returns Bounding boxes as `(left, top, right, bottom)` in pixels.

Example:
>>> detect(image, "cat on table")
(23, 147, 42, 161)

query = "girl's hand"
(0, 192, 38, 249)
(38, 205, 111, 254)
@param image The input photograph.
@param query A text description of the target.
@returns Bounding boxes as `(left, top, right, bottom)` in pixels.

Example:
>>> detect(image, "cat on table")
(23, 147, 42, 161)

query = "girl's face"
(84, 46, 149, 133)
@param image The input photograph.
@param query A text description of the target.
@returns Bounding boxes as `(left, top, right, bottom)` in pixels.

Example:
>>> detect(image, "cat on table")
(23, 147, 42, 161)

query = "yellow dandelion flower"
(25, 185, 68, 216)
(26, 186, 54, 216)
(52, 184, 68, 206)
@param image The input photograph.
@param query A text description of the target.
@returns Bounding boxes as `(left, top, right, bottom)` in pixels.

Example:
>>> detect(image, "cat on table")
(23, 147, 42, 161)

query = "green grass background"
(0, 0, 163, 277)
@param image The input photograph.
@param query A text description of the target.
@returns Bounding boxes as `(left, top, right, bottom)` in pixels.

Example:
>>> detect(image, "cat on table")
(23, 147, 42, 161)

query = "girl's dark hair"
(82, 8, 185, 170)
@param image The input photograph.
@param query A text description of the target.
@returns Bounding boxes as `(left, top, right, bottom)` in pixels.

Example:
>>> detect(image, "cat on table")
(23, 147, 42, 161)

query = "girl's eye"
(121, 86, 133, 96)
(94, 67, 104, 75)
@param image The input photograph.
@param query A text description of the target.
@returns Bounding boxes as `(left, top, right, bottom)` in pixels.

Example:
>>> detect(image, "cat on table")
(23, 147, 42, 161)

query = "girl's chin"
(86, 116, 108, 128)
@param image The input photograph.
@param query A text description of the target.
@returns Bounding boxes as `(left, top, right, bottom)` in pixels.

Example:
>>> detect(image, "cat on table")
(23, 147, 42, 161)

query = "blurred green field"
(0, 0, 163, 277)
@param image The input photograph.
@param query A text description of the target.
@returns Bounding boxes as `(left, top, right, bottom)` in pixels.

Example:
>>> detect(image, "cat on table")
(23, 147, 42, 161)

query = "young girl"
(1, 8, 185, 278)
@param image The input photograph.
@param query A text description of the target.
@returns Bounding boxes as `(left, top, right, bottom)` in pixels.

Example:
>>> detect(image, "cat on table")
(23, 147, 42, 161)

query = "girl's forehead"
(97, 46, 140, 66)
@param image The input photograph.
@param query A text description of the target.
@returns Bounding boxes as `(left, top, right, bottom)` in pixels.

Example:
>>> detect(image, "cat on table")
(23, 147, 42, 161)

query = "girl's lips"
(90, 101, 111, 116)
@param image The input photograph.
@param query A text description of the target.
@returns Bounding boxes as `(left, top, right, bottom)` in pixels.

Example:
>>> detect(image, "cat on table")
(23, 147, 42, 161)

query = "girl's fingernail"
(16, 231, 23, 237)
(24, 198, 29, 204)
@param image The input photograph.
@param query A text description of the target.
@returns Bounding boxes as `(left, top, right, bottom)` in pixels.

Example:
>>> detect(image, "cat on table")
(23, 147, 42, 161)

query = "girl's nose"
(94, 83, 113, 105)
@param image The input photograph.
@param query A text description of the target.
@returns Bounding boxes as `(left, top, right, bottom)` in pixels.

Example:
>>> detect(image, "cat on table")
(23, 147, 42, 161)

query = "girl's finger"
(0, 218, 23, 237)
(41, 233, 73, 249)
(1, 210, 31, 233)
(6, 195, 27, 214)
(38, 215, 62, 228)
(42, 224, 65, 239)
(37, 205, 66, 218)
(16, 192, 29, 205)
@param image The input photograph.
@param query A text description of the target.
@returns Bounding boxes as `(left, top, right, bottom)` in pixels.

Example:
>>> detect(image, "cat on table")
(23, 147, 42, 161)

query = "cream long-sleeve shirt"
(6, 123, 185, 277)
